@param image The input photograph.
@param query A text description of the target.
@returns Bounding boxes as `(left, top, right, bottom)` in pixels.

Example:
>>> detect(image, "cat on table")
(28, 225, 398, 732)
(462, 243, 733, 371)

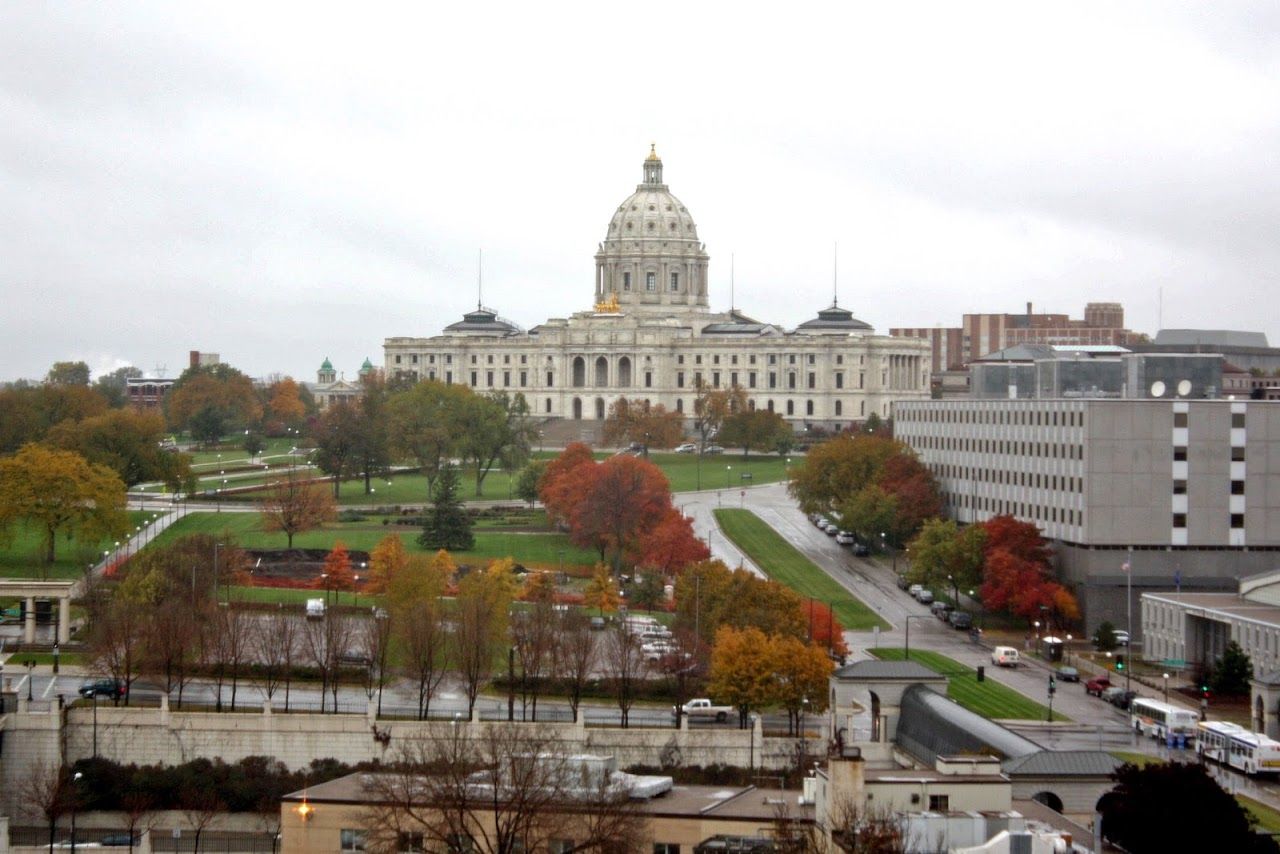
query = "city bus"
(1196, 721, 1280, 776)
(1129, 698, 1199, 740)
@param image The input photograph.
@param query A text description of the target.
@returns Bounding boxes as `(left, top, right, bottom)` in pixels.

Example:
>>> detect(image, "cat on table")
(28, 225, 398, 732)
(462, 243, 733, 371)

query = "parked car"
(916, 589, 934, 604)
(702, 444, 725, 455)
(79, 678, 126, 700)
(1085, 676, 1112, 696)
(1103, 687, 1138, 709)
(896, 575, 911, 591)
(824, 523, 839, 537)
(100, 834, 140, 847)
(852, 543, 871, 556)
(1055, 666, 1080, 683)
(991, 646, 1020, 667)
(930, 601, 953, 620)
(1113, 630, 1131, 646)
(675, 698, 732, 722)
(674, 442, 698, 454)
(908, 583, 923, 598)
(589, 616, 607, 630)
(948, 611, 973, 630)
(835, 530, 855, 545)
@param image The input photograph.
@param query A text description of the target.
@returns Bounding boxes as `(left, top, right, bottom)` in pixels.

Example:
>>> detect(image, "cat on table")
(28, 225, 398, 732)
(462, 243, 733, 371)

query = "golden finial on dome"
(646, 143, 659, 161)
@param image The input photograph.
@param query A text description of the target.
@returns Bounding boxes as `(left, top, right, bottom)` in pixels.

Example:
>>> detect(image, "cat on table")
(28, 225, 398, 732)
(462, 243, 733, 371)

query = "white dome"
(606, 188, 700, 241)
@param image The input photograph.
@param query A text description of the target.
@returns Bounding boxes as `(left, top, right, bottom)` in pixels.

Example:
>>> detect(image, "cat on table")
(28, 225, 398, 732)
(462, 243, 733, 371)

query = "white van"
(991, 646, 1020, 667)
(305, 598, 326, 620)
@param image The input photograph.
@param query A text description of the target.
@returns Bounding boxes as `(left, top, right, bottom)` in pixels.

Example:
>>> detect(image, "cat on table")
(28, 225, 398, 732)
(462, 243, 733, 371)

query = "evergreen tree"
(1212, 640, 1254, 696)
(418, 465, 474, 551)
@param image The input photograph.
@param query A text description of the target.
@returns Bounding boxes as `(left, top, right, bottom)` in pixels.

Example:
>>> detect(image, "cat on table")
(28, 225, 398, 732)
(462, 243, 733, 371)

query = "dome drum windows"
(646, 272, 657, 292)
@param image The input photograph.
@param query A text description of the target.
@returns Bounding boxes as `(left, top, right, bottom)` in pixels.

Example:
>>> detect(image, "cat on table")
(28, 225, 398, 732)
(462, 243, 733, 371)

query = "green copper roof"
(320, 357, 333, 371)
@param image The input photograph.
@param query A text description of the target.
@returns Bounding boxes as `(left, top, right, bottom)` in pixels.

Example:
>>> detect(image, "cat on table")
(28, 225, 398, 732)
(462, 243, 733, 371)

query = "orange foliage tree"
(978, 515, 1079, 626)
(625, 507, 710, 575)
(320, 542, 356, 598)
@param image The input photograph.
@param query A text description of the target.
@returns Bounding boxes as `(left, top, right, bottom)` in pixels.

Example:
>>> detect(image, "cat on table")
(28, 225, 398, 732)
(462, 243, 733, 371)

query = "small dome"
(796, 302, 874, 334)
(360, 357, 374, 373)
(320, 357, 333, 371)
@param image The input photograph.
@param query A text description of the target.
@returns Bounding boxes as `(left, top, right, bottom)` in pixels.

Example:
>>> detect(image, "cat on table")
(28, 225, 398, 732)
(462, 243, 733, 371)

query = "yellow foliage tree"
(267, 377, 307, 425)
(522, 570, 556, 603)
(707, 625, 775, 728)
(386, 550, 452, 614)
(768, 634, 834, 736)
(367, 535, 410, 594)
(0, 443, 127, 567)
(583, 563, 621, 614)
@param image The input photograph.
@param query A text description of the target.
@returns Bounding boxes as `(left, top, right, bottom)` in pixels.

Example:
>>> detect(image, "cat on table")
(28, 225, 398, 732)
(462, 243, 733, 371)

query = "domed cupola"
(593, 146, 710, 314)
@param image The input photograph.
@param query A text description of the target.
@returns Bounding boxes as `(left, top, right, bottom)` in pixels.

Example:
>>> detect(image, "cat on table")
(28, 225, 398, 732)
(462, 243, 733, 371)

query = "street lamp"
(1163, 672, 1170, 704)
(725, 464, 732, 488)
(1065, 633, 1073, 665)
(70, 771, 83, 852)
(904, 614, 929, 660)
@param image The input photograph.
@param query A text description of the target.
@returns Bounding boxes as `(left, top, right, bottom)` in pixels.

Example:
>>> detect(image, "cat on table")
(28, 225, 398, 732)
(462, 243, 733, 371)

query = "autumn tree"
(259, 474, 337, 548)
(787, 433, 900, 513)
(165, 363, 263, 443)
(674, 560, 807, 650)
(352, 372, 393, 495)
(602, 397, 686, 450)
(583, 563, 622, 614)
(93, 365, 143, 408)
(265, 376, 307, 428)
(537, 442, 597, 525)
(511, 599, 558, 719)
(389, 551, 454, 720)
(626, 506, 710, 576)
(418, 463, 474, 551)
(321, 542, 357, 600)
(366, 534, 410, 594)
(693, 379, 747, 449)
(454, 390, 536, 495)
(769, 635, 834, 736)
(453, 560, 518, 715)
(47, 408, 192, 488)
(719, 407, 791, 458)
(311, 400, 361, 497)
(46, 359, 91, 386)
(568, 454, 671, 570)
(0, 383, 108, 453)
(708, 625, 774, 728)
(0, 443, 128, 566)
(514, 459, 546, 506)
(906, 518, 985, 593)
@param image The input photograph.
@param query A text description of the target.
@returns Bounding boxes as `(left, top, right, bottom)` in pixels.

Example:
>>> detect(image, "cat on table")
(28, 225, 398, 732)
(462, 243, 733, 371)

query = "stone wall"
(3, 697, 803, 817)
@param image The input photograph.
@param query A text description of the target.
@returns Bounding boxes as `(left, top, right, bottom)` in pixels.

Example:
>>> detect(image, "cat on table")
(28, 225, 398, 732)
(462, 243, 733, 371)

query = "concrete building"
(967, 345, 1228, 402)
(894, 398, 1280, 634)
(1132, 329, 1280, 375)
(384, 148, 931, 431)
(892, 302, 1142, 372)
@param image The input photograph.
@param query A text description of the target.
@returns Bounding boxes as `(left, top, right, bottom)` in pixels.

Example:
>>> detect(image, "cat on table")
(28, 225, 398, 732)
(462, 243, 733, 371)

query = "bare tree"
(120, 791, 157, 853)
(87, 591, 146, 706)
(354, 609, 392, 707)
(252, 606, 299, 710)
(182, 786, 225, 853)
(143, 596, 198, 708)
(361, 724, 648, 854)
(511, 601, 556, 720)
(400, 599, 450, 720)
(301, 615, 333, 712)
(325, 613, 357, 712)
(602, 622, 647, 727)
(17, 760, 71, 852)
(212, 605, 252, 711)
(553, 610, 596, 723)
(454, 593, 499, 717)
(258, 473, 337, 548)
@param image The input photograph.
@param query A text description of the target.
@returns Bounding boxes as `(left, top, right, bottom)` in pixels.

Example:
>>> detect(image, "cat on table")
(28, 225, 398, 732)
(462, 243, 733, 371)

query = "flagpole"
(1125, 547, 1133, 694)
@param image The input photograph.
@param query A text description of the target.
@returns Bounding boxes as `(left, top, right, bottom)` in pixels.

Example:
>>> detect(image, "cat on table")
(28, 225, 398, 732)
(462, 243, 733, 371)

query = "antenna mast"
(730, 253, 735, 312)
(477, 249, 483, 310)
(833, 242, 839, 305)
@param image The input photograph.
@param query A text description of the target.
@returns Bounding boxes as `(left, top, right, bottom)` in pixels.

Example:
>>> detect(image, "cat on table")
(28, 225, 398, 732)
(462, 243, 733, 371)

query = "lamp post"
(26, 660, 33, 700)
(1163, 672, 1170, 704)
(904, 614, 928, 660)
(799, 696, 810, 772)
(1065, 634, 1073, 665)
(725, 464, 732, 488)
(354, 572, 361, 610)
(70, 771, 83, 852)
(1123, 549, 1133, 694)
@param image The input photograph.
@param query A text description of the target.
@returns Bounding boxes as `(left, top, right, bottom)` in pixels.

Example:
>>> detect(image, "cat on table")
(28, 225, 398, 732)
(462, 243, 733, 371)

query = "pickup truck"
(674, 698, 733, 722)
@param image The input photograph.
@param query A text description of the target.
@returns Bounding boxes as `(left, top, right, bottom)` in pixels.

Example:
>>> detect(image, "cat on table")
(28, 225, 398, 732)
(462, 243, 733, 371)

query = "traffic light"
(1201, 683, 1211, 698)
(1115, 655, 1125, 672)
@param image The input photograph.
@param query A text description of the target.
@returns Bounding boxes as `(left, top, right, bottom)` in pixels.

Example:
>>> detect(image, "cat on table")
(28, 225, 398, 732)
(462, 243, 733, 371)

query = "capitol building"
(383, 148, 930, 430)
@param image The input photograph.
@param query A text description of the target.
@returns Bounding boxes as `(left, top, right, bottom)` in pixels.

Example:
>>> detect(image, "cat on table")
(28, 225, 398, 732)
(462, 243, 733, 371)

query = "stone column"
(58, 597, 71, 644)
(24, 596, 35, 644)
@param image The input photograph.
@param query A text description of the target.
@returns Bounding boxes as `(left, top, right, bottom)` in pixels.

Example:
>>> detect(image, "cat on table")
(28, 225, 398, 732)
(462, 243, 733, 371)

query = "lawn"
(870, 647, 1069, 722)
(0, 510, 157, 581)
(1239, 795, 1280, 833)
(148, 512, 602, 570)
(713, 508, 888, 631)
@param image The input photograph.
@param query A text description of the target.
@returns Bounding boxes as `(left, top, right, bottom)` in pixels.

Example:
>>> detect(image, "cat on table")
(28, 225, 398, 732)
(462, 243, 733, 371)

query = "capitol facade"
(383, 148, 930, 430)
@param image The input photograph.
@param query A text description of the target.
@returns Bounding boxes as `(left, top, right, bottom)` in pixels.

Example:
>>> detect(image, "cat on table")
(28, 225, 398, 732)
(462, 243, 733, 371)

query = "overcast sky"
(3, 3, 1278, 384)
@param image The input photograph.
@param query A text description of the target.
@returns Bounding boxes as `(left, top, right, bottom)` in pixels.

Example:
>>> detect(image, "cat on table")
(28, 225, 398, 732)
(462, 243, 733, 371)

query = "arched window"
(594, 356, 608, 386)
(835, 400, 843, 416)
(618, 356, 632, 388)
(806, 400, 814, 416)
(676, 399, 684, 413)
(670, 271, 679, 291)
(767, 400, 774, 412)
(646, 272, 656, 291)
(595, 398, 606, 419)
(572, 398, 583, 420)
(572, 357, 585, 388)
(786, 401, 795, 415)
(544, 398, 552, 414)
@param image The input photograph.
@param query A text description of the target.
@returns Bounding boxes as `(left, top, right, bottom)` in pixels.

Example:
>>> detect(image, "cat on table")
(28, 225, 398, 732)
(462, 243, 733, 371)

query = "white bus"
(1129, 698, 1199, 740)
(1196, 721, 1280, 776)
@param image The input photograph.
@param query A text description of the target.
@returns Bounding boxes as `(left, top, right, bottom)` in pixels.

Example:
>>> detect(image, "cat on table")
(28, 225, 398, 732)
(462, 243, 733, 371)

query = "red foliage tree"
(568, 455, 671, 570)
(875, 454, 943, 542)
(319, 541, 356, 595)
(801, 600, 849, 658)
(980, 514, 1052, 567)
(537, 442, 596, 525)
(626, 507, 710, 575)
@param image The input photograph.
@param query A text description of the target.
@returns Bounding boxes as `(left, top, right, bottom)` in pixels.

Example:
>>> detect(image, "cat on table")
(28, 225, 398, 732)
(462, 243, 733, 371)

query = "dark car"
(1055, 666, 1080, 683)
(1108, 689, 1138, 710)
(79, 678, 126, 700)
(853, 543, 871, 557)
(896, 575, 911, 591)
(100, 834, 140, 847)
(702, 444, 725, 455)
(948, 611, 973, 630)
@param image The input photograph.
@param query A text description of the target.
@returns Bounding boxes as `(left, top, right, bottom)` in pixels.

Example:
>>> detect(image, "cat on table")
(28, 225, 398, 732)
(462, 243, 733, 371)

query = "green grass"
(648, 452, 791, 494)
(148, 512, 601, 570)
(713, 508, 888, 631)
(1109, 751, 1164, 768)
(871, 647, 1069, 721)
(0, 511, 157, 581)
(1239, 795, 1280, 833)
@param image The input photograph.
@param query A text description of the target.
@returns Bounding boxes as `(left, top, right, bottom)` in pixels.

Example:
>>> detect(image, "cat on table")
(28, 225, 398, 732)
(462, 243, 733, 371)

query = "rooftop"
(833, 659, 945, 681)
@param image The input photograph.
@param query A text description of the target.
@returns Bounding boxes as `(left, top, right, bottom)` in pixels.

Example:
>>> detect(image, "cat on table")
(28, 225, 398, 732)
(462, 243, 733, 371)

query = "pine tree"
(418, 465, 474, 551)
(1212, 640, 1254, 696)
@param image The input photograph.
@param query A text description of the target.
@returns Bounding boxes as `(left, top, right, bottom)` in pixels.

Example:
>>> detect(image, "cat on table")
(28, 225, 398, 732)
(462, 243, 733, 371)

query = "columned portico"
(1, 580, 75, 644)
